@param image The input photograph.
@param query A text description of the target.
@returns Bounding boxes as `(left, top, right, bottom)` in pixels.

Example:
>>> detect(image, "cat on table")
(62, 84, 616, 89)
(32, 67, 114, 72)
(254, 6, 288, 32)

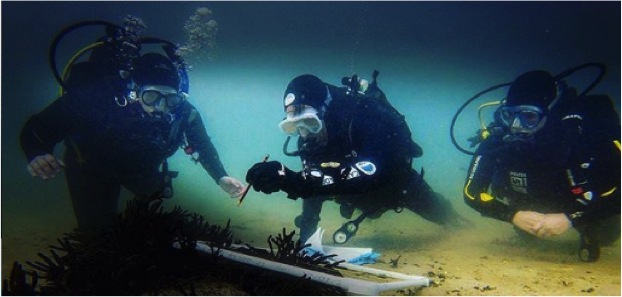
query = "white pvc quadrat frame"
(178, 241, 430, 296)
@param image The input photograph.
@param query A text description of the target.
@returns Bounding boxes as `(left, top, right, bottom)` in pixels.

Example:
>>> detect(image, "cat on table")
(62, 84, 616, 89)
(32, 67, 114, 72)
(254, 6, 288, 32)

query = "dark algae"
(2, 192, 346, 295)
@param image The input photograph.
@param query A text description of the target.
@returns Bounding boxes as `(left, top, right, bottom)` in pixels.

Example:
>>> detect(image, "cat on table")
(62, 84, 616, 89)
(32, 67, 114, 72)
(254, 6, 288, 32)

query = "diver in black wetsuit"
(463, 70, 621, 262)
(246, 74, 468, 243)
(20, 52, 245, 230)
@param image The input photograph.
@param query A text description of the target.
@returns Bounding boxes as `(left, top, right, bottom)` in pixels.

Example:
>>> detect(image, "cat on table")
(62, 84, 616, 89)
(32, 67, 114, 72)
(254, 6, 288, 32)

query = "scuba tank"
(50, 17, 143, 98)
(343, 70, 424, 159)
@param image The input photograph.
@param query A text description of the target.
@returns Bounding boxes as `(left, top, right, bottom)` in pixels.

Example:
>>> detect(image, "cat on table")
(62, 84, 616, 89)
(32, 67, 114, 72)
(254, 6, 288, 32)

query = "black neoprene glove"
(246, 161, 302, 197)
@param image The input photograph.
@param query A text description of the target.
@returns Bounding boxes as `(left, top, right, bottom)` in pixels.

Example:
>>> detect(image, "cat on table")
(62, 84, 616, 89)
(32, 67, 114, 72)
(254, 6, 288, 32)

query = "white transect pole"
(187, 242, 429, 296)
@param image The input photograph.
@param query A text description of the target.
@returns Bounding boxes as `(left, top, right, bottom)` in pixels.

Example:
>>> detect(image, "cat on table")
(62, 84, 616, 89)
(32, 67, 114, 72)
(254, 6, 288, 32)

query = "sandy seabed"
(2, 204, 620, 296)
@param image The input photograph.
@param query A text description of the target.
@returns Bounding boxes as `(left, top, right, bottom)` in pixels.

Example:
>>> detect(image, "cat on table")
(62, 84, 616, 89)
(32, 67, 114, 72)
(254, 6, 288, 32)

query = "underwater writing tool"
(237, 154, 270, 207)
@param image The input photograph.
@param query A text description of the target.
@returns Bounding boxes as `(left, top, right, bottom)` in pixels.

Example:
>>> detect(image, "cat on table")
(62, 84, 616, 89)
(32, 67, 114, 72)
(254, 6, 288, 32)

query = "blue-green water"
(2, 2, 620, 293)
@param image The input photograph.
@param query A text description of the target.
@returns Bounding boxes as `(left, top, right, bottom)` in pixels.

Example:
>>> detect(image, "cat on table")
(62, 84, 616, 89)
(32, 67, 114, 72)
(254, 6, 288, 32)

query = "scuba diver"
(459, 64, 620, 262)
(246, 72, 469, 243)
(20, 17, 245, 230)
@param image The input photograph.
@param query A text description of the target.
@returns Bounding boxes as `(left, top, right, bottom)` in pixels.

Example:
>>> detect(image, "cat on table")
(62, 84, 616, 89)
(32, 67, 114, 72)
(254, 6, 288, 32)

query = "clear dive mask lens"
(499, 105, 545, 131)
(139, 87, 184, 108)
(278, 106, 323, 136)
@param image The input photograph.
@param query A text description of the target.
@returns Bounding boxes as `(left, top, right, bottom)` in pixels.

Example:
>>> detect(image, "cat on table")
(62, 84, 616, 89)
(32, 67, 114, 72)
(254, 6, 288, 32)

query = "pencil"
(237, 154, 270, 206)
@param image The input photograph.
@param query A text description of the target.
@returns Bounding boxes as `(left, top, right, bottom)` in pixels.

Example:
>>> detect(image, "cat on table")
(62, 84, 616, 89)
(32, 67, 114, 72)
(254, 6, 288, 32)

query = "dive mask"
(278, 105, 323, 136)
(139, 85, 185, 108)
(499, 105, 547, 135)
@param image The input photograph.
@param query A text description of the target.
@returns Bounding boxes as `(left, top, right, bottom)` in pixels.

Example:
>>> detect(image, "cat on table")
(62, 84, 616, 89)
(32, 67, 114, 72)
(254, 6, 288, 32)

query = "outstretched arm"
(245, 116, 400, 199)
(184, 107, 228, 182)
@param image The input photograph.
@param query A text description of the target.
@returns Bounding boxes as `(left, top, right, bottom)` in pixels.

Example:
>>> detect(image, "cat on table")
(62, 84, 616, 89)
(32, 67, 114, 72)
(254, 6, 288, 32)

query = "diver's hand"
(218, 176, 246, 199)
(533, 213, 572, 238)
(27, 154, 66, 180)
(511, 211, 545, 236)
(246, 161, 297, 194)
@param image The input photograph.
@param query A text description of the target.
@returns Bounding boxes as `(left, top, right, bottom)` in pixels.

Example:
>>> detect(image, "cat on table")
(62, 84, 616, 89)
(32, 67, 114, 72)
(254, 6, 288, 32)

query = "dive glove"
(246, 161, 303, 197)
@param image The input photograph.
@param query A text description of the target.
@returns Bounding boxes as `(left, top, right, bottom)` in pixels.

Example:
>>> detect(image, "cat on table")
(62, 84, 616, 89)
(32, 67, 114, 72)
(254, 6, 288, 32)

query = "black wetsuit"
(20, 82, 228, 230)
(290, 85, 459, 241)
(463, 93, 621, 243)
